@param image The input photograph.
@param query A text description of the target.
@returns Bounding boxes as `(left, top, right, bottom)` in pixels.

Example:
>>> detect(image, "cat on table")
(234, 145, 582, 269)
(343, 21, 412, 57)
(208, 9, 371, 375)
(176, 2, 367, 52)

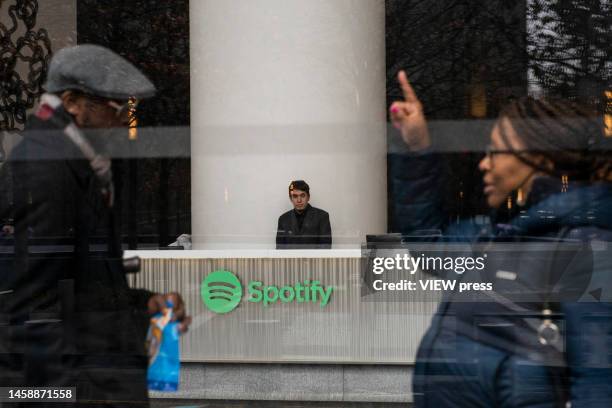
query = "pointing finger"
(398, 70, 418, 103)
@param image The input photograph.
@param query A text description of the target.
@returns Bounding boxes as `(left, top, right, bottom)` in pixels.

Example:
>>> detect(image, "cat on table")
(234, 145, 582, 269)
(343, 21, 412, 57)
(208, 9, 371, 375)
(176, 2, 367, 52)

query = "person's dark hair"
(499, 96, 610, 181)
(289, 180, 310, 195)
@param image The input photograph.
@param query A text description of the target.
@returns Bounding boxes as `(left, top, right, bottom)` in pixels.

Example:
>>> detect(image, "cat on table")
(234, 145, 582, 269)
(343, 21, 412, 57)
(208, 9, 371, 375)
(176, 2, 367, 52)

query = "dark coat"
(276, 205, 332, 249)
(397, 152, 612, 407)
(0, 106, 151, 406)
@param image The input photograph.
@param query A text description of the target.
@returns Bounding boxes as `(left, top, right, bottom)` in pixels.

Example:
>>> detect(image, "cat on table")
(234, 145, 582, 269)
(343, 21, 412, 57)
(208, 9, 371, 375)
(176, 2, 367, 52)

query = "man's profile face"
(289, 189, 310, 212)
(63, 93, 131, 129)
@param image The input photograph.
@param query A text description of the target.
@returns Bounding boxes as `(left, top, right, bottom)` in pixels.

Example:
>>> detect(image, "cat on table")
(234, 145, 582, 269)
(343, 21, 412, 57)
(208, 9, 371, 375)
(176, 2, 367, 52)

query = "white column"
(190, 0, 387, 249)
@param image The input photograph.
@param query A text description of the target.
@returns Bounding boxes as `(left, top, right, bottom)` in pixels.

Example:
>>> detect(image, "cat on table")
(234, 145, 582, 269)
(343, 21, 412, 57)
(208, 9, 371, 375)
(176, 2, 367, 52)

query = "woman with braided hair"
(390, 70, 612, 407)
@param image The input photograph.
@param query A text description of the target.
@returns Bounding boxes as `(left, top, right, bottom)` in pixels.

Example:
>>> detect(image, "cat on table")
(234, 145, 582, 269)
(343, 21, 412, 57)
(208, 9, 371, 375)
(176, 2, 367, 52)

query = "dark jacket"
(276, 205, 332, 249)
(399, 151, 612, 407)
(0, 105, 151, 406)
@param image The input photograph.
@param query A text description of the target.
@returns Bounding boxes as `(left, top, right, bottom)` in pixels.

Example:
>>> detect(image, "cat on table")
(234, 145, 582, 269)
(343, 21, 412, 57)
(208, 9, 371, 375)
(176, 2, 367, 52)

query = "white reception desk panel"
(126, 249, 438, 364)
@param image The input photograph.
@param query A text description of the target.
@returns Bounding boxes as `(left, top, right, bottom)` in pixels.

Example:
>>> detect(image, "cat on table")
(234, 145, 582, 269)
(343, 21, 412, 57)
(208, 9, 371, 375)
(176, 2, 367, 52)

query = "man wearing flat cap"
(276, 180, 332, 249)
(0, 45, 190, 407)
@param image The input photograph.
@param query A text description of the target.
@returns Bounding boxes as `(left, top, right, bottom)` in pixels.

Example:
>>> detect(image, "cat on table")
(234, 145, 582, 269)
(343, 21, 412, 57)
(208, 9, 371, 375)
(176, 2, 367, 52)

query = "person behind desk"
(276, 180, 332, 249)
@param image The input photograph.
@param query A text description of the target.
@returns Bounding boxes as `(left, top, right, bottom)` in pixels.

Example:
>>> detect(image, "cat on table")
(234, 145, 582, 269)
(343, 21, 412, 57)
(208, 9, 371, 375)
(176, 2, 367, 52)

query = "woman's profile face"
(478, 117, 539, 209)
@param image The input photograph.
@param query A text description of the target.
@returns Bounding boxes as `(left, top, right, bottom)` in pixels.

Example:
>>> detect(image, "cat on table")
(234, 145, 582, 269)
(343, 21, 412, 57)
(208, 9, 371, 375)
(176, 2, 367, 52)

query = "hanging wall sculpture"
(0, 0, 52, 134)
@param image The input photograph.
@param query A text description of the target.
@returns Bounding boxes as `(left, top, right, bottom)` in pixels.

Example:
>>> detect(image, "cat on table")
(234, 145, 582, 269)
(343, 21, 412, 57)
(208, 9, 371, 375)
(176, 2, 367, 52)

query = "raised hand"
(389, 70, 430, 151)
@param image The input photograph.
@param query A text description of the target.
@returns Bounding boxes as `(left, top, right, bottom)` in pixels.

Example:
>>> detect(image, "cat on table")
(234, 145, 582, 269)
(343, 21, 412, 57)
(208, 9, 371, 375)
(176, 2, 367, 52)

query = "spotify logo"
(201, 270, 334, 314)
(200, 270, 243, 314)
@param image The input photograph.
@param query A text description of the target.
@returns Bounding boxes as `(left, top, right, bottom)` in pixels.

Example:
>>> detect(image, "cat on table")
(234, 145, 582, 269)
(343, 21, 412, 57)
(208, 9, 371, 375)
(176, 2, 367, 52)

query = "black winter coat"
(397, 151, 612, 407)
(0, 106, 151, 406)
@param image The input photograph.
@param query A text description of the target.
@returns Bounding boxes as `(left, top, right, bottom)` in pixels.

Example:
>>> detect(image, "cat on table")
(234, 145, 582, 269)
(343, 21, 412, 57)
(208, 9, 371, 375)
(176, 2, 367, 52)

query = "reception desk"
(126, 249, 438, 365)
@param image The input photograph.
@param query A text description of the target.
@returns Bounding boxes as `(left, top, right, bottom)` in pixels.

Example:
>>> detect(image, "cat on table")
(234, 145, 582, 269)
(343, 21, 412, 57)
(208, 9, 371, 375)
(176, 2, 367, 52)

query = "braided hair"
(499, 97, 609, 182)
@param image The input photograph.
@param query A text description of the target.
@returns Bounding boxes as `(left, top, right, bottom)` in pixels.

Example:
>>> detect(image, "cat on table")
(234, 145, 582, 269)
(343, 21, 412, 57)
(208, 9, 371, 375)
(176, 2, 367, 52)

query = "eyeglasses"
(485, 145, 532, 158)
(484, 145, 541, 169)
(485, 145, 515, 158)
(86, 94, 138, 118)
(107, 98, 138, 118)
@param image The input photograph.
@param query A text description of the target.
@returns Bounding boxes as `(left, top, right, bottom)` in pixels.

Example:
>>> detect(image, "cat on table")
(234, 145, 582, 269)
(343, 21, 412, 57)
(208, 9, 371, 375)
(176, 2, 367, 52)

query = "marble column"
(190, 0, 387, 248)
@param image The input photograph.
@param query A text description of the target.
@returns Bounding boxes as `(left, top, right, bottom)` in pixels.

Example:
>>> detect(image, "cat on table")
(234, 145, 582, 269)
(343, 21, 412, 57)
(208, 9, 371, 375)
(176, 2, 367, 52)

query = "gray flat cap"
(44, 44, 156, 100)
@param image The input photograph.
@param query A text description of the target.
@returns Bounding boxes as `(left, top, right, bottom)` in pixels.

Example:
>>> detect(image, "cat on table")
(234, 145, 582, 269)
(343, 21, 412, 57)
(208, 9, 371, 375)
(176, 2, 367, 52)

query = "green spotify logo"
(200, 270, 243, 314)
(201, 270, 334, 314)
